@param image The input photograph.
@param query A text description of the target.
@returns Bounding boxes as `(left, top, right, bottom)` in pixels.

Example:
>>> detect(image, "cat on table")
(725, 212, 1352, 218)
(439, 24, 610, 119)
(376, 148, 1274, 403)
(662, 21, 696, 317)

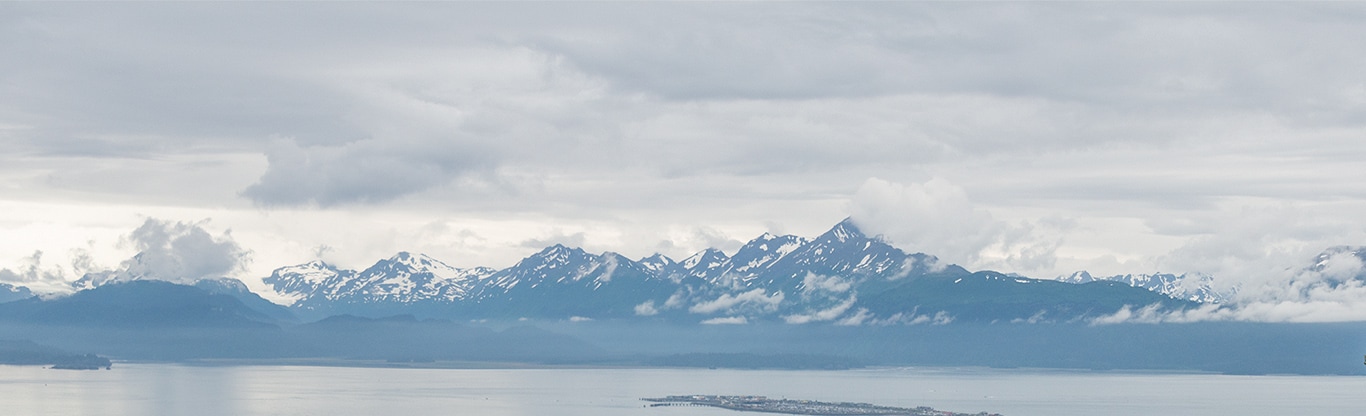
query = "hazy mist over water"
(2, 364, 1364, 416)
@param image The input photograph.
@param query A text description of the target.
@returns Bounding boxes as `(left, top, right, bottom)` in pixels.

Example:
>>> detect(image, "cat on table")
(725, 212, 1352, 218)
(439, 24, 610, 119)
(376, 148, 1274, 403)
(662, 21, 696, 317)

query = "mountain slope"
(195, 278, 298, 322)
(859, 270, 1196, 324)
(0, 280, 280, 328)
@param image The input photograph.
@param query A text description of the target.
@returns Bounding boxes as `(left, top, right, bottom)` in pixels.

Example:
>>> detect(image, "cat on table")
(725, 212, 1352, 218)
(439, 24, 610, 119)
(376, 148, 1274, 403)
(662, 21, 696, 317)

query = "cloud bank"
(850, 177, 1065, 274)
(116, 218, 251, 284)
(1096, 248, 1366, 324)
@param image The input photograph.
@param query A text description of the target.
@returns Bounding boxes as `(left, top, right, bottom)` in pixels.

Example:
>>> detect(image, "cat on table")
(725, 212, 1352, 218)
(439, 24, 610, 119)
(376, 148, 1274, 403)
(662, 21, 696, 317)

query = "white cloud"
(688, 288, 784, 315)
(519, 229, 589, 250)
(800, 273, 852, 294)
(700, 316, 748, 325)
(1091, 250, 1366, 324)
(783, 295, 858, 324)
(909, 311, 954, 326)
(634, 300, 658, 316)
(850, 177, 1065, 274)
(663, 291, 687, 309)
(0, 251, 71, 295)
(116, 218, 250, 284)
(850, 177, 998, 262)
(836, 308, 874, 326)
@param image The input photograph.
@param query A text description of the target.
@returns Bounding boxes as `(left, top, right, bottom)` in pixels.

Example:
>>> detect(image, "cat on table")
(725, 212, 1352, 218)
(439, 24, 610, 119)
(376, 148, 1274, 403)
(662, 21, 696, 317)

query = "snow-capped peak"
(681, 248, 729, 271)
(1060, 271, 1095, 284)
(386, 251, 445, 268)
(639, 253, 676, 266)
(533, 244, 582, 264)
(822, 218, 868, 243)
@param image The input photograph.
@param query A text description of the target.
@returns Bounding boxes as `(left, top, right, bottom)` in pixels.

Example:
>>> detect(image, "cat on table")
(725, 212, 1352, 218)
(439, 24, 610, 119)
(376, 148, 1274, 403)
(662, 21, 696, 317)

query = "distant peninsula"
(0, 340, 112, 370)
(643, 395, 1001, 416)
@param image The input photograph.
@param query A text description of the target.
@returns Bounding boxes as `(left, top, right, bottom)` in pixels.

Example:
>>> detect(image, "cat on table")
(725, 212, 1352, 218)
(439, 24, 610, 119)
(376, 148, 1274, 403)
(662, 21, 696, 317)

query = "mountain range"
(262, 219, 1192, 323)
(5, 219, 1366, 374)
(8, 218, 1361, 325)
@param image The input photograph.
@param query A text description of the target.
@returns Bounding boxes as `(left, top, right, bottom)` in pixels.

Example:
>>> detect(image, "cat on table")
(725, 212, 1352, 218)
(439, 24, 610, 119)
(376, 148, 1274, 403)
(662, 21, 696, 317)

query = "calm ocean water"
(1, 364, 1363, 416)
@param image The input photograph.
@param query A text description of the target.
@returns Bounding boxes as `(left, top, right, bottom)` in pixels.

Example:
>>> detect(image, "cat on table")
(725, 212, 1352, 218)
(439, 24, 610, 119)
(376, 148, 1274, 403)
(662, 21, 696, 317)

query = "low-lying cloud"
(3, 218, 253, 292)
(688, 288, 784, 315)
(782, 295, 858, 324)
(113, 218, 252, 285)
(0, 251, 71, 294)
(1093, 248, 1366, 324)
(800, 273, 852, 294)
(519, 230, 589, 250)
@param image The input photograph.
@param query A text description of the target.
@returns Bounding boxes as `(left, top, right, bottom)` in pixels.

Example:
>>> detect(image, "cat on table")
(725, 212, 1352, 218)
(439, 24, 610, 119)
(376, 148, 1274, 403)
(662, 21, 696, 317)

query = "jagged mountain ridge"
(267, 252, 496, 310)
(265, 219, 1194, 323)
(1060, 271, 1231, 304)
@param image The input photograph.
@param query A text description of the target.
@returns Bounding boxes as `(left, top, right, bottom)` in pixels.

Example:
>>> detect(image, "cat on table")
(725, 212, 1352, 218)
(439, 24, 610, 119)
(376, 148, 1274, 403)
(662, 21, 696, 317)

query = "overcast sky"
(3, 3, 1366, 318)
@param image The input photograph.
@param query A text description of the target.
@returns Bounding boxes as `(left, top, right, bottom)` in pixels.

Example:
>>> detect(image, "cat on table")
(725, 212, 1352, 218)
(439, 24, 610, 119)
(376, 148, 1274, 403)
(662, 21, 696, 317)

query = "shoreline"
(95, 359, 1243, 376)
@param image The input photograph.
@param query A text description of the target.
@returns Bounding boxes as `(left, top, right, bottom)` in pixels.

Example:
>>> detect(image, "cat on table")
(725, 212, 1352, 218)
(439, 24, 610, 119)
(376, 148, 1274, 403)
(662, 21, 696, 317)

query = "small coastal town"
(642, 395, 1002, 416)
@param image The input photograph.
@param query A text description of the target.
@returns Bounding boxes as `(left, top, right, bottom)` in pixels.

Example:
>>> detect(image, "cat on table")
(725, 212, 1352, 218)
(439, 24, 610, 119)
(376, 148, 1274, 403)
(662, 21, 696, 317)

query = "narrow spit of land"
(642, 395, 1002, 416)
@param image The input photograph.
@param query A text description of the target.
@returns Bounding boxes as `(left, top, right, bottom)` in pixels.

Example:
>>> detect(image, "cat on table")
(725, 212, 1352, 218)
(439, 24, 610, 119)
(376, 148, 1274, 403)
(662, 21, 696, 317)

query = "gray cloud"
(241, 138, 495, 206)
(849, 177, 1072, 275)
(114, 218, 251, 284)
(0, 5, 359, 157)
(689, 288, 784, 315)
(519, 230, 588, 250)
(10, 3, 1366, 207)
(0, 251, 69, 294)
(850, 177, 1003, 264)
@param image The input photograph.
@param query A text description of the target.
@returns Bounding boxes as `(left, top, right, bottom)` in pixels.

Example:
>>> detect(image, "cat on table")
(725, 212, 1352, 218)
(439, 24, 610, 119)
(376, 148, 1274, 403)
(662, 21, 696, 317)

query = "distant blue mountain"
(0, 281, 604, 363)
(0, 340, 111, 369)
(0, 283, 32, 304)
(0, 280, 278, 328)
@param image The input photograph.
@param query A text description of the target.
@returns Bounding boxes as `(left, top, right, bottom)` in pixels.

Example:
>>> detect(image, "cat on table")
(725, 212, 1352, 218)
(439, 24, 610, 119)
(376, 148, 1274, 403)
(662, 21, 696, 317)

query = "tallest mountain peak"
(824, 217, 869, 243)
(387, 251, 436, 265)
